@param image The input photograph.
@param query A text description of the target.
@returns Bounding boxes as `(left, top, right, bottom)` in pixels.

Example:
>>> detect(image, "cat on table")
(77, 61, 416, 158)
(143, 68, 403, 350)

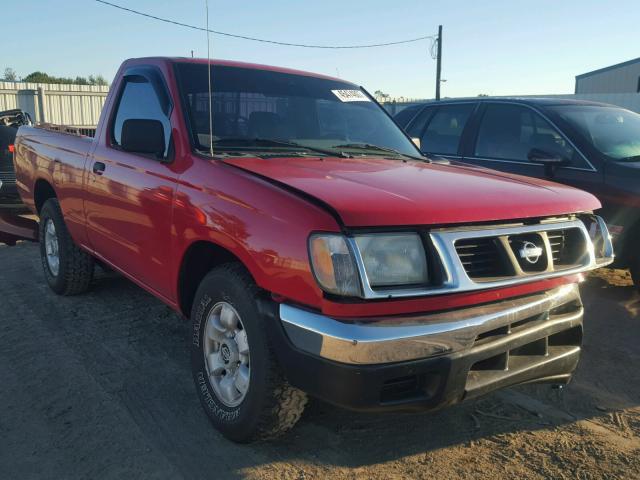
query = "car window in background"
(112, 79, 172, 156)
(405, 106, 436, 138)
(393, 105, 423, 129)
(420, 104, 474, 155)
(549, 105, 640, 161)
(475, 104, 578, 165)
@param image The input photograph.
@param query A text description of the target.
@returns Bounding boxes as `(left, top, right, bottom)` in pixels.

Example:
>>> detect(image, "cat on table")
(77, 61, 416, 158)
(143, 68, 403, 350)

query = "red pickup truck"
(14, 57, 613, 442)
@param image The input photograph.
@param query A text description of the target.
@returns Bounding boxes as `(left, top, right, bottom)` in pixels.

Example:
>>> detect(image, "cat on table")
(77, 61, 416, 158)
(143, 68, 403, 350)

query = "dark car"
(395, 98, 640, 287)
(0, 109, 32, 212)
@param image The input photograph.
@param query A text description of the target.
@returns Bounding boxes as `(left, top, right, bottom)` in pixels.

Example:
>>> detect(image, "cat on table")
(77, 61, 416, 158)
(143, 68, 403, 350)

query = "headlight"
(354, 233, 428, 287)
(309, 234, 361, 296)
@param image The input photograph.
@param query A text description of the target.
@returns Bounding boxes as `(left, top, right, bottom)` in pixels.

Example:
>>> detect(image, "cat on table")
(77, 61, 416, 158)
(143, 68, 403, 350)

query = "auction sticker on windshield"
(332, 90, 371, 102)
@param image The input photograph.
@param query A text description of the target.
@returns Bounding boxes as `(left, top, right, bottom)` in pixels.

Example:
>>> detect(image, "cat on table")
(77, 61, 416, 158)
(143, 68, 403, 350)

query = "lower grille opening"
(549, 299, 582, 317)
(549, 326, 582, 347)
(511, 337, 548, 356)
(470, 353, 508, 371)
(475, 325, 509, 343)
(511, 313, 546, 333)
(464, 292, 583, 397)
(380, 375, 420, 403)
(380, 373, 441, 404)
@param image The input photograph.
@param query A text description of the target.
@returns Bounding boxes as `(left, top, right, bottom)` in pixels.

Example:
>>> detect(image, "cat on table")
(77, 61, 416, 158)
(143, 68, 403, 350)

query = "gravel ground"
(1, 242, 638, 479)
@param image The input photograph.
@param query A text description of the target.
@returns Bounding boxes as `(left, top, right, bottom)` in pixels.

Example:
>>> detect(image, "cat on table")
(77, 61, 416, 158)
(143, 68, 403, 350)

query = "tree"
(3, 68, 17, 81)
(374, 90, 390, 103)
(22, 71, 109, 86)
(93, 75, 108, 86)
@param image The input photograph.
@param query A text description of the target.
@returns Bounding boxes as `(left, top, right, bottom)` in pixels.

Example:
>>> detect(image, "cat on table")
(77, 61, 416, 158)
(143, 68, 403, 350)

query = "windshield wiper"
(617, 154, 640, 162)
(333, 143, 430, 162)
(211, 138, 351, 158)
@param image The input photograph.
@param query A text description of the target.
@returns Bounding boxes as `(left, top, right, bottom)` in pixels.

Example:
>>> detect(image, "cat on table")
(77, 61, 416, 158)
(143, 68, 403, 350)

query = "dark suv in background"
(395, 98, 640, 288)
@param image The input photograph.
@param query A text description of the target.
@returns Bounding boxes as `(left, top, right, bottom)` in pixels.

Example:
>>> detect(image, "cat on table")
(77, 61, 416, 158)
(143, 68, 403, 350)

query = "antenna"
(205, 0, 214, 156)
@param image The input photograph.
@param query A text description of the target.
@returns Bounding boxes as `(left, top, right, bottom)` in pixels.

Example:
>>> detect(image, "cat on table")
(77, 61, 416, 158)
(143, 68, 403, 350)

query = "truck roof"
(126, 56, 352, 85)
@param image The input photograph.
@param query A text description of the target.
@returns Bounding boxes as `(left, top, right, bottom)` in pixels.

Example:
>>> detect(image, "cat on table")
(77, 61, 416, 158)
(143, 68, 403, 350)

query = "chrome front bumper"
(280, 283, 583, 365)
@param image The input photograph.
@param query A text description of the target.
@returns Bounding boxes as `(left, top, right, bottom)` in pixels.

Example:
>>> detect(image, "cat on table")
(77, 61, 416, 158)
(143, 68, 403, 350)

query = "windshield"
(549, 105, 640, 161)
(175, 63, 420, 158)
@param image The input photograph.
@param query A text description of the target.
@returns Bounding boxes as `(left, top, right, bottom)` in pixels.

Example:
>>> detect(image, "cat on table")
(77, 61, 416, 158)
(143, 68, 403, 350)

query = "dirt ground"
(0, 242, 638, 480)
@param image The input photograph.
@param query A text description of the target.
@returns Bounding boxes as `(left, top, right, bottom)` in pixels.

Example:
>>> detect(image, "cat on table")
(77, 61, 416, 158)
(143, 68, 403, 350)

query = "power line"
(94, 0, 436, 49)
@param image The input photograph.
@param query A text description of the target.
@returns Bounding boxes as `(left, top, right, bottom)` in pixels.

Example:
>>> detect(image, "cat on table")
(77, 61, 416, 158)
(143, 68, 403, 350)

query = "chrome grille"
(453, 225, 587, 282)
(547, 229, 568, 263)
(455, 237, 511, 279)
(547, 229, 585, 268)
(428, 219, 601, 293)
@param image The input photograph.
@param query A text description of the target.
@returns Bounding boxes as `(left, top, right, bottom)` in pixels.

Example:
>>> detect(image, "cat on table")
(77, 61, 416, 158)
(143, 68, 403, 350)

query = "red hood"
(222, 156, 601, 227)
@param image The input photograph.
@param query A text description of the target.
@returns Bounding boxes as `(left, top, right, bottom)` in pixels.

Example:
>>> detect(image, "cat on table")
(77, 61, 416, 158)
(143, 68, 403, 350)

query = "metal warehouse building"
(575, 57, 640, 94)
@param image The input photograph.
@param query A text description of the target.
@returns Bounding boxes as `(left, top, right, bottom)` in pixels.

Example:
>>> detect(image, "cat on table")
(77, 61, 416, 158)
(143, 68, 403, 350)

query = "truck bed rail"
(36, 123, 97, 138)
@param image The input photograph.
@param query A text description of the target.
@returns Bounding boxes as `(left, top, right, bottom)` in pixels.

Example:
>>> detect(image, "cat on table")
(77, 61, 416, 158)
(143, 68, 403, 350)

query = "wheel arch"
(177, 240, 259, 319)
(33, 178, 57, 214)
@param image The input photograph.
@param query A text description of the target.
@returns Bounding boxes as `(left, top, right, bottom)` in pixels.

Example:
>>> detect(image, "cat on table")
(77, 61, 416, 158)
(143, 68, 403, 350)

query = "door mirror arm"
(527, 148, 570, 178)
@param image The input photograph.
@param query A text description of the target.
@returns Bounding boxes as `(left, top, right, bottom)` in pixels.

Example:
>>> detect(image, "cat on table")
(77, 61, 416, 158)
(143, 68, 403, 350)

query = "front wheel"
(190, 263, 307, 442)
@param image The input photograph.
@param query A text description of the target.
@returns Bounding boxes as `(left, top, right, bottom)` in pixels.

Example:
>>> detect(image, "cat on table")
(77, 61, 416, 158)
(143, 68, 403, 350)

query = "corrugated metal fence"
(0, 81, 109, 126)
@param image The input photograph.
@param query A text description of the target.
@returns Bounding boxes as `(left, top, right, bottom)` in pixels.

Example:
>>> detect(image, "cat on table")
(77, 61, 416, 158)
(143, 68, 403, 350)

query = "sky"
(3, 0, 640, 99)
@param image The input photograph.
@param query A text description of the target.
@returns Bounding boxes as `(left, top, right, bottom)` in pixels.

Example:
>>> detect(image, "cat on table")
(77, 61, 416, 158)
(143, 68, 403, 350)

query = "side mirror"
(527, 148, 570, 178)
(411, 137, 421, 149)
(121, 119, 166, 158)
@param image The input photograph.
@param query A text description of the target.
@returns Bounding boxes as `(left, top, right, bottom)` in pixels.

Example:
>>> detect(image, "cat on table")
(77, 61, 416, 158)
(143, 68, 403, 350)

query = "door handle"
(92, 161, 106, 175)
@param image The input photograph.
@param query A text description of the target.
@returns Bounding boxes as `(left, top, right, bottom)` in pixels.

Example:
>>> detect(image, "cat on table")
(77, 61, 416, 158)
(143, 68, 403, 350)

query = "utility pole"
(435, 25, 443, 101)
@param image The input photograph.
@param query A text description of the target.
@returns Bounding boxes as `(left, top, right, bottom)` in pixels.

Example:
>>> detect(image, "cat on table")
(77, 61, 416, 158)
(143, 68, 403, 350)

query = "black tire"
(39, 198, 94, 295)
(191, 263, 307, 442)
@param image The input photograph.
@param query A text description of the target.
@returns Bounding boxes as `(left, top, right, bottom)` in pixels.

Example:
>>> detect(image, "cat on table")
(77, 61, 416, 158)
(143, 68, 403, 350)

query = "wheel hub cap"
(202, 302, 251, 407)
(44, 219, 60, 277)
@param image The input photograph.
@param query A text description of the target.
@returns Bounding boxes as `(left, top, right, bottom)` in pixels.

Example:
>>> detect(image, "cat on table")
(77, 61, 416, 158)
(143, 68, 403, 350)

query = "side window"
(421, 104, 474, 155)
(475, 104, 577, 164)
(406, 106, 435, 138)
(112, 79, 171, 157)
(393, 105, 421, 130)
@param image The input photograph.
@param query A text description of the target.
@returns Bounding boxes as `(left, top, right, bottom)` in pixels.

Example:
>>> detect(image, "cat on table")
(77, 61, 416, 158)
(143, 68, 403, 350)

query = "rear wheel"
(191, 263, 307, 442)
(39, 198, 94, 295)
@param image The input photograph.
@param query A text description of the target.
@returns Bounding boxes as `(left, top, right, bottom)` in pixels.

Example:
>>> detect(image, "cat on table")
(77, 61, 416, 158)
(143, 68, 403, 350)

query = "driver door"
(84, 67, 178, 299)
